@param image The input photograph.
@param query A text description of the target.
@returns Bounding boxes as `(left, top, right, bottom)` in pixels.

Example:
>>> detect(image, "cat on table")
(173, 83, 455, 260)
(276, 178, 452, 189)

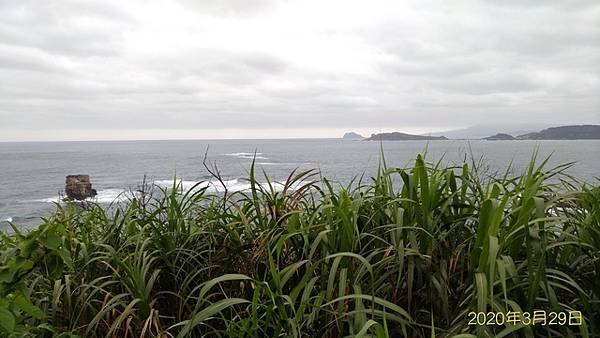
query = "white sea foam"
(155, 178, 312, 193)
(224, 152, 268, 160)
(155, 179, 208, 191)
(225, 152, 262, 156)
(256, 162, 302, 166)
(35, 179, 312, 205)
(36, 196, 62, 203)
(1, 217, 12, 223)
(37, 188, 132, 204)
(240, 155, 268, 160)
(155, 179, 250, 193)
(94, 189, 131, 203)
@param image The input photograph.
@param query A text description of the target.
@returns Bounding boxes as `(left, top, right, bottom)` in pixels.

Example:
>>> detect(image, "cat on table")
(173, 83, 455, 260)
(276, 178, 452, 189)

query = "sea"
(1, 139, 599, 230)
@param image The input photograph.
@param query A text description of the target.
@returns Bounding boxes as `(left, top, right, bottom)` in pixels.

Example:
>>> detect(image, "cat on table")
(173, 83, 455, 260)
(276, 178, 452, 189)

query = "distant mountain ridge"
(429, 123, 554, 139)
(366, 132, 448, 141)
(354, 124, 600, 142)
(516, 125, 600, 140)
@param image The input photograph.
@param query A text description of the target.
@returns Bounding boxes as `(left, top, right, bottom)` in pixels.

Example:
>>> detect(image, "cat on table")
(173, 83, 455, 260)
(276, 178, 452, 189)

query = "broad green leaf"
(42, 232, 62, 250)
(14, 293, 45, 319)
(0, 307, 15, 332)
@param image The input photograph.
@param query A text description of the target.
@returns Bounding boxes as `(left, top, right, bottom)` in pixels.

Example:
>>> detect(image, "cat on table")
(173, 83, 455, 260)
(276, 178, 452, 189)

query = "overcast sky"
(0, 0, 599, 141)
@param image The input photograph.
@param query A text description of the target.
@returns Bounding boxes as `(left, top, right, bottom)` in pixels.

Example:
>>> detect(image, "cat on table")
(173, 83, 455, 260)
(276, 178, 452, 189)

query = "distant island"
(482, 125, 600, 140)
(483, 133, 516, 140)
(342, 132, 365, 139)
(366, 132, 448, 141)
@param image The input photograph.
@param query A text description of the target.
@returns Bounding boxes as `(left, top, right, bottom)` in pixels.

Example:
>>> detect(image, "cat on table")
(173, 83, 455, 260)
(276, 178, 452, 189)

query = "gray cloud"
(0, 1, 131, 57)
(0, 0, 598, 140)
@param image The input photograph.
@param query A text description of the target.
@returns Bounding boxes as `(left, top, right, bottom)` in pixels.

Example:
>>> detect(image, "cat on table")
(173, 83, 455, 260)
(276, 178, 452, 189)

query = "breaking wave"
(37, 188, 132, 204)
(155, 179, 249, 193)
(35, 178, 312, 205)
(256, 162, 303, 166)
(224, 152, 268, 160)
(155, 178, 311, 193)
(94, 189, 132, 203)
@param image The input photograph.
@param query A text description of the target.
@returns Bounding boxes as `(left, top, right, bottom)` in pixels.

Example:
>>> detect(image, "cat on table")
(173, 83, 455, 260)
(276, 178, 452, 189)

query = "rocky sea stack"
(65, 175, 97, 201)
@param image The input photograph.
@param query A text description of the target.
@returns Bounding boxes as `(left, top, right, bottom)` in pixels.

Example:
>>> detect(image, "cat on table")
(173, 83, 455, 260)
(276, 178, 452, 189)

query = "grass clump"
(0, 154, 598, 337)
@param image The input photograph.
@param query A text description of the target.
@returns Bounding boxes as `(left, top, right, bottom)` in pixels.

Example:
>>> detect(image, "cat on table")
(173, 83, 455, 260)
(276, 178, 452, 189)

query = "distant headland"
(344, 124, 600, 141)
(365, 132, 448, 141)
(482, 125, 600, 140)
(513, 125, 600, 140)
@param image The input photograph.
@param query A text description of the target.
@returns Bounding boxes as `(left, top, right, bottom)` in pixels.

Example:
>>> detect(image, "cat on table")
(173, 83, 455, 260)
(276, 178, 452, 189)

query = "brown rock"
(65, 175, 97, 201)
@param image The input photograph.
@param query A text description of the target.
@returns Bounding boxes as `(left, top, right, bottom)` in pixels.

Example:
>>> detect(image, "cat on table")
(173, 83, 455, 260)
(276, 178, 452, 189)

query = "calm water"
(1, 139, 599, 230)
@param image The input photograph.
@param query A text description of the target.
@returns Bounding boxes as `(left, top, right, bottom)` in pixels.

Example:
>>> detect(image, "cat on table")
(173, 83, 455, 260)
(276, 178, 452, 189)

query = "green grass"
(0, 153, 598, 337)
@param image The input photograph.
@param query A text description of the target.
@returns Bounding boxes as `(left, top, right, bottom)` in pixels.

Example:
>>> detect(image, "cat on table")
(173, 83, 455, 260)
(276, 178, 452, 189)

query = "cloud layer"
(1, 0, 599, 140)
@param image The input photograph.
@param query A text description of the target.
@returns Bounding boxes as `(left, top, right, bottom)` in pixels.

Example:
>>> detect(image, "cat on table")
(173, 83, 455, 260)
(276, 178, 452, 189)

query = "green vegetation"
(0, 154, 598, 337)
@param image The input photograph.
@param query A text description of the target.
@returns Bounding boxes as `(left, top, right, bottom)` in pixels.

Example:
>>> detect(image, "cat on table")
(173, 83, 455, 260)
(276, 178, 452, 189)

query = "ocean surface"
(1, 139, 599, 230)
